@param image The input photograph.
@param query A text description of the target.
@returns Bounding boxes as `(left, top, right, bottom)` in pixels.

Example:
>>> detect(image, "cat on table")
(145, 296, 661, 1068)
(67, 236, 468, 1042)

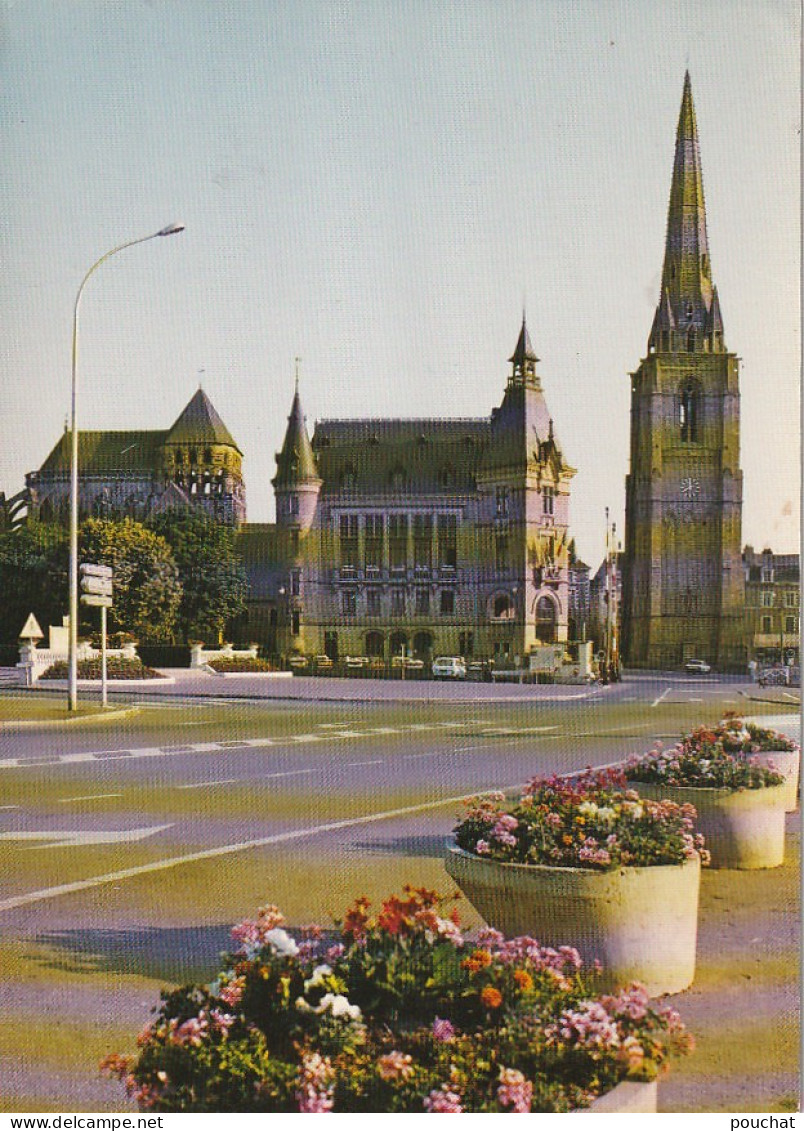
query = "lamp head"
(156, 223, 185, 237)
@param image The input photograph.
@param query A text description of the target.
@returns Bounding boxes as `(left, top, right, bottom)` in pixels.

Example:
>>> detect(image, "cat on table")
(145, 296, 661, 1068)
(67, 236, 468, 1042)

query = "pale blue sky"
(1, 0, 799, 566)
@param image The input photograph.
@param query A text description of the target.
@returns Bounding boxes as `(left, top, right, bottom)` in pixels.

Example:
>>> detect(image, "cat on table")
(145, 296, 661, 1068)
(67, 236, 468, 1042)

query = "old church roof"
(166, 389, 242, 452)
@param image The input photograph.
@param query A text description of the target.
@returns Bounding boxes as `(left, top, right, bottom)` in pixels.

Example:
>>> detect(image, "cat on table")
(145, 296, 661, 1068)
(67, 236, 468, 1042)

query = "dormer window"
(203, 448, 212, 464)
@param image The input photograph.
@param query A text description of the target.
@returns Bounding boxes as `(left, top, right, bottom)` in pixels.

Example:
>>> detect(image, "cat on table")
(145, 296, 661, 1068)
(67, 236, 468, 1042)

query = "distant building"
(589, 552, 623, 659)
(239, 319, 577, 665)
(743, 546, 800, 665)
(26, 389, 246, 527)
(568, 556, 591, 641)
(621, 73, 745, 671)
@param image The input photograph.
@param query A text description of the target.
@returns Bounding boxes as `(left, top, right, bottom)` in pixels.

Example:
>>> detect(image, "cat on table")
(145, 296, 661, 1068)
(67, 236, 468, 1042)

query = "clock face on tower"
(680, 476, 700, 499)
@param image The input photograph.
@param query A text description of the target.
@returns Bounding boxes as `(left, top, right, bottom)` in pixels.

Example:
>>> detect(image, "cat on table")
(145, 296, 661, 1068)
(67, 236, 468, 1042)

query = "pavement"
(0, 674, 799, 1113)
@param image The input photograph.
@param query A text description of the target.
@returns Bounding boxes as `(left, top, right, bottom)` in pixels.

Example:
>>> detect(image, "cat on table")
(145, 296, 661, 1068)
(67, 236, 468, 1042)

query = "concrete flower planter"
(445, 846, 700, 996)
(635, 782, 788, 869)
(583, 1079, 658, 1113)
(753, 748, 799, 812)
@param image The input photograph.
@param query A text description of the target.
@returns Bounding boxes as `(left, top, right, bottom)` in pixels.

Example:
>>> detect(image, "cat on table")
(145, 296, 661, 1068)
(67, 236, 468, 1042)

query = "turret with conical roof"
(648, 71, 726, 355)
(273, 379, 322, 531)
(161, 387, 245, 524)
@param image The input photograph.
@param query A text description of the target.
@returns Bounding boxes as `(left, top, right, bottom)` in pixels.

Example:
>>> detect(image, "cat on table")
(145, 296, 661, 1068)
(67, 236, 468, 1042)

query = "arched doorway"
(535, 594, 558, 643)
(413, 631, 434, 662)
(365, 631, 385, 658)
(389, 631, 408, 659)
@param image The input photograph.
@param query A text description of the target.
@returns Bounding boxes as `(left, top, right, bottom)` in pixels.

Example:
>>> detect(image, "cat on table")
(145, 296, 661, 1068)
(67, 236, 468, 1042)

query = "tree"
(79, 518, 182, 642)
(0, 522, 68, 647)
(146, 508, 247, 644)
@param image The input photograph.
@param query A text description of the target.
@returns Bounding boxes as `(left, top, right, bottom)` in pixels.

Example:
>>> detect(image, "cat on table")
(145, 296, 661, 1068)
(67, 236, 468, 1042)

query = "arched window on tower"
(679, 380, 700, 443)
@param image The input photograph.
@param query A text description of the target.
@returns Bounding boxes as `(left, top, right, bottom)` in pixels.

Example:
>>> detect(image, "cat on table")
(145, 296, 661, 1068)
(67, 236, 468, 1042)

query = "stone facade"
(26, 389, 246, 527)
(622, 73, 746, 671)
(743, 546, 800, 665)
(236, 322, 576, 665)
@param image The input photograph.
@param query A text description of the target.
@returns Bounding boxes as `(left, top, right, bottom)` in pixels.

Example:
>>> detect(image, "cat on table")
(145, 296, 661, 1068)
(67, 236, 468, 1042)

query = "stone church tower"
(621, 73, 745, 671)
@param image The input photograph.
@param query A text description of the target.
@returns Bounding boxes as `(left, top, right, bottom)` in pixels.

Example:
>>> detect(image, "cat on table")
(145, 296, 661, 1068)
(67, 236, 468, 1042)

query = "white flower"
(578, 801, 599, 817)
(596, 806, 617, 825)
(264, 927, 299, 956)
(321, 993, 362, 1021)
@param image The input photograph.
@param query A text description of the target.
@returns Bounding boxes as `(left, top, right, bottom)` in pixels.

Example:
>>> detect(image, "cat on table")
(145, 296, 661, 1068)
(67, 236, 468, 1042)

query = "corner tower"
(272, 378, 321, 533)
(621, 74, 744, 670)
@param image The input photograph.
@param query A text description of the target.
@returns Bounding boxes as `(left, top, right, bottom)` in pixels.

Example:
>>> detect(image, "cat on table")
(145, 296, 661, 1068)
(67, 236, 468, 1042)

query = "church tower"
(621, 73, 744, 670)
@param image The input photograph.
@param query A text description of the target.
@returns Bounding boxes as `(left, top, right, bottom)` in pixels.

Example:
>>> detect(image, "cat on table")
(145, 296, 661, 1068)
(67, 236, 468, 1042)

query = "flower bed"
(40, 657, 163, 680)
(453, 769, 708, 870)
(206, 657, 277, 674)
(101, 886, 692, 1113)
(624, 727, 786, 791)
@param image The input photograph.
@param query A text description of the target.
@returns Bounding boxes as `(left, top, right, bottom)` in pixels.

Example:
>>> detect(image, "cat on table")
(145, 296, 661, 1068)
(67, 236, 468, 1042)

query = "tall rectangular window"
(437, 514, 457, 568)
(366, 590, 381, 617)
(340, 515, 358, 568)
(391, 588, 406, 617)
(290, 569, 301, 597)
(389, 514, 408, 570)
(495, 487, 509, 518)
(415, 588, 430, 616)
(342, 590, 357, 618)
(364, 514, 383, 569)
(761, 591, 774, 608)
(413, 514, 432, 569)
(785, 591, 798, 608)
(495, 533, 509, 572)
(542, 486, 555, 515)
(785, 616, 797, 634)
(440, 589, 455, 616)
(762, 615, 772, 633)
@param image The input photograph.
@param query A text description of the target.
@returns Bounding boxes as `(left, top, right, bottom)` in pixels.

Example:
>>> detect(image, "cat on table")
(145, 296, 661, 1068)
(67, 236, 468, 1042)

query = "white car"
(432, 656, 467, 680)
(684, 659, 711, 674)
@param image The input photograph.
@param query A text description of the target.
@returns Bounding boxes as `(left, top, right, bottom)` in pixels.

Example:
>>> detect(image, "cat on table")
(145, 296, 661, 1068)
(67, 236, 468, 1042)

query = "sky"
(0, 0, 799, 568)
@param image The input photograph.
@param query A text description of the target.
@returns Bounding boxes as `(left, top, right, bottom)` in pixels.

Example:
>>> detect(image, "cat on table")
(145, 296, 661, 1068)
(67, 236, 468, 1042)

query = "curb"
(0, 705, 141, 731)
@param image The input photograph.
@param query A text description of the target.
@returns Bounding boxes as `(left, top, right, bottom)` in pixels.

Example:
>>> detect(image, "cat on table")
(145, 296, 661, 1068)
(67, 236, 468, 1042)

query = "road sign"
(81, 575, 113, 596)
(80, 563, 113, 578)
(80, 594, 113, 607)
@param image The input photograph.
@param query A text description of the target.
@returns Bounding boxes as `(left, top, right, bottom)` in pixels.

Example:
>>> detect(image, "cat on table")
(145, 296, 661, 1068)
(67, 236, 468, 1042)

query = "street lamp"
(68, 223, 185, 711)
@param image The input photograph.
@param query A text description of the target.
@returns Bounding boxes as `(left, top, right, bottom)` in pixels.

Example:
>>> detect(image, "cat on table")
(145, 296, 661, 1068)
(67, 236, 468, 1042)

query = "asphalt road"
(0, 672, 798, 1111)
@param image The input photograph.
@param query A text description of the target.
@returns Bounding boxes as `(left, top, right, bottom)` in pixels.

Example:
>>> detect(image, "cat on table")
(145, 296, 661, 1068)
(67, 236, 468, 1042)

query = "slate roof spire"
(648, 72, 725, 353)
(273, 379, 319, 486)
(166, 388, 241, 452)
(508, 313, 539, 386)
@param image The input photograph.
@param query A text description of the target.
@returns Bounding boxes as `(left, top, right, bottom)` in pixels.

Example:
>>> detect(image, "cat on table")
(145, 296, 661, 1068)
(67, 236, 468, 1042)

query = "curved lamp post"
(68, 223, 185, 711)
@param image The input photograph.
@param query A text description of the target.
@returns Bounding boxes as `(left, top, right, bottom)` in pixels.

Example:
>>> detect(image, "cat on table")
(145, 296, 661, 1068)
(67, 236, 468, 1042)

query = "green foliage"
(0, 522, 67, 646)
(102, 888, 693, 1113)
(146, 509, 247, 644)
(206, 657, 275, 673)
(40, 657, 162, 680)
(79, 518, 181, 643)
(454, 769, 708, 870)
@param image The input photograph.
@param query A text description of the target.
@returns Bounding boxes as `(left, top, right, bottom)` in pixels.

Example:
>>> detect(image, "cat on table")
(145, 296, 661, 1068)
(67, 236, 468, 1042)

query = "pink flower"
(219, 976, 245, 1008)
(475, 839, 491, 855)
(296, 1052, 335, 1113)
(497, 1066, 533, 1113)
(424, 1085, 463, 1112)
(376, 1050, 414, 1081)
(432, 1017, 455, 1042)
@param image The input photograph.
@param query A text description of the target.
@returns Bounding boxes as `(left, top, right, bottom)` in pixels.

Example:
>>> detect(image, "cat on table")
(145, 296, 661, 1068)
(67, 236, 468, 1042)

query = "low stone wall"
(16, 640, 138, 685)
(190, 643, 259, 669)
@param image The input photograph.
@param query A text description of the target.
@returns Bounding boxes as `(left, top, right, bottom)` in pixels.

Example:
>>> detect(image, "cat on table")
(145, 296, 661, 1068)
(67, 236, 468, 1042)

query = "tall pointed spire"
(648, 72, 725, 353)
(508, 313, 539, 385)
(273, 380, 318, 487)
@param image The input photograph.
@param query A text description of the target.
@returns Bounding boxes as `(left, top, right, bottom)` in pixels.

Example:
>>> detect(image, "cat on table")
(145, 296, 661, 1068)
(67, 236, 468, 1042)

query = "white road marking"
(0, 791, 521, 912)
(58, 793, 123, 804)
(651, 687, 671, 707)
(0, 721, 474, 770)
(0, 824, 173, 849)
(0, 805, 20, 810)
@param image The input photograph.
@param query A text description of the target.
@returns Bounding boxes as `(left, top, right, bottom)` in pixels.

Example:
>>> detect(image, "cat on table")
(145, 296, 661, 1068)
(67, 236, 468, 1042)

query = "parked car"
(432, 656, 467, 680)
(684, 658, 711, 673)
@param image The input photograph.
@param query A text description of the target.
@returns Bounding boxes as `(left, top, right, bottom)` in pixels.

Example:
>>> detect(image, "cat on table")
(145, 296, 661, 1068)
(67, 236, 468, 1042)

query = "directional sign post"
(80, 564, 113, 707)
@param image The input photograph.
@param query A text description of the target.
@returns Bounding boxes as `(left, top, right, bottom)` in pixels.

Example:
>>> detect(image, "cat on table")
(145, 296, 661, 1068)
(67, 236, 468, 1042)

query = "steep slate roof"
(649, 71, 722, 350)
(274, 387, 319, 486)
(166, 389, 241, 452)
(312, 418, 490, 495)
(38, 430, 168, 474)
